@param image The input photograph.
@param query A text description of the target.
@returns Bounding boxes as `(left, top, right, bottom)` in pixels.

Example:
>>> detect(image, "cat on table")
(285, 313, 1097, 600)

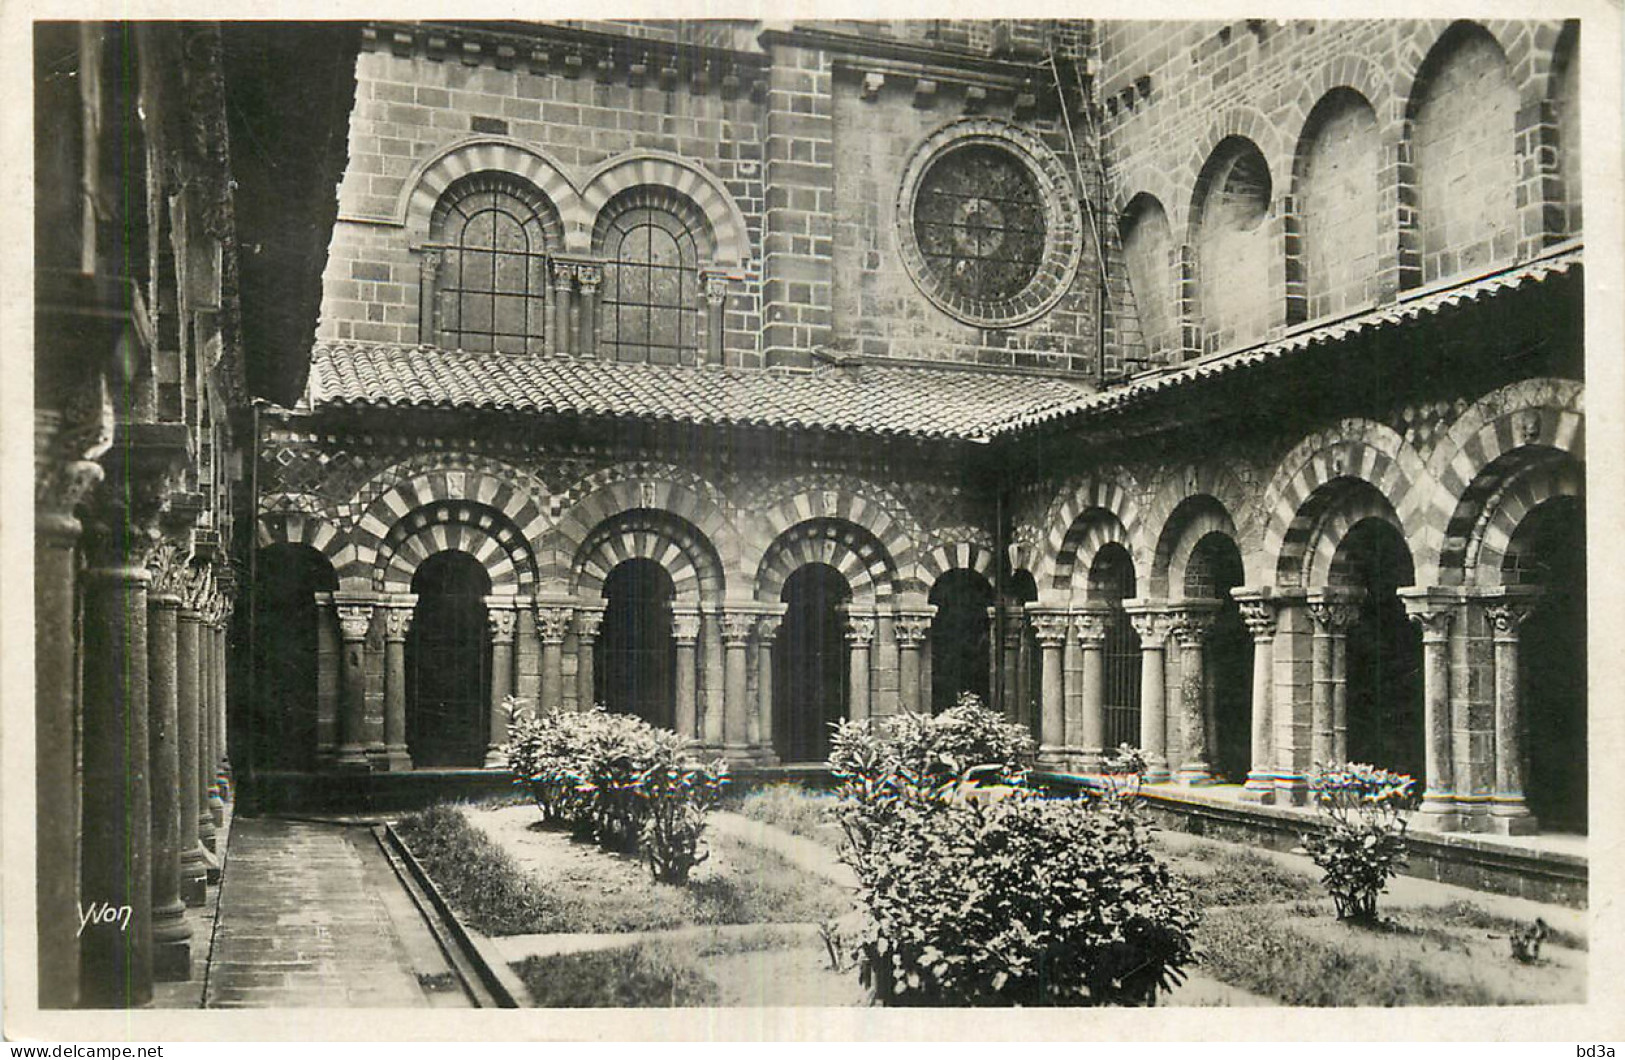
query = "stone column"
(1171, 601, 1220, 785)
(1400, 588, 1459, 831)
(1028, 608, 1069, 769)
(1125, 603, 1173, 783)
(205, 606, 227, 825)
(1001, 612, 1024, 725)
(175, 590, 207, 906)
(550, 263, 575, 357)
(1062, 614, 1084, 765)
(578, 265, 602, 360)
(35, 458, 102, 1009)
(146, 547, 191, 981)
(333, 595, 374, 770)
(1073, 607, 1109, 772)
(721, 611, 754, 755)
(845, 610, 876, 722)
(313, 592, 340, 762)
(486, 599, 519, 767)
(573, 605, 605, 710)
(536, 603, 572, 716)
(214, 598, 233, 808)
(704, 272, 730, 365)
(1233, 588, 1277, 803)
(893, 610, 933, 715)
(671, 606, 702, 739)
(381, 596, 416, 771)
(191, 572, 219, 859)
(701, 608, 726, 747)
(1484, 588, 1541, 835)
(1306, 590, 1361, 769)
(80, 518, 158, 1006)
(754, 613, 784, 761)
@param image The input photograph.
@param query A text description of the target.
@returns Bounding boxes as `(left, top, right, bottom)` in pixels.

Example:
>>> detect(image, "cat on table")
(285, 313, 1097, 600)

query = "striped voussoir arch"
(549, 476, 739, 584)
(1159, 502, 1244, 599)
(1315, 487, 1409, 588)
(1472, 459, 1584, 585)
(746, 487, 919, 590)
(755, 520, 898, 604)
(353, 468, 551, 577)
(580, 152, 750, 266)
(916, 540, 996, 590)
(1034, 474, 1142, 593)
(1261, 421, 1431, 587)
(571, 509, 725, 603)
(256, 511, 354, 574)
(394, 136, 585, 243)
(1429, 378, 1584, 583)
(375, 501, 537, 594)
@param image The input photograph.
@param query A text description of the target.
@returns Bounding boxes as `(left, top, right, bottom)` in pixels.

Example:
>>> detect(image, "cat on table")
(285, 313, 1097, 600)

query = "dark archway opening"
(1337, 520, 1424, 783)
(1510, 496, 1586, 833)
(929, 569, 994, 712)
(1091, 545, 1142, 750)
(776, 564, 851, 763)
(1185, 533, 1249, 782)
(250, 544, 336, 772)
(597, 559, 677, 728)
(408, 552, 491, 768)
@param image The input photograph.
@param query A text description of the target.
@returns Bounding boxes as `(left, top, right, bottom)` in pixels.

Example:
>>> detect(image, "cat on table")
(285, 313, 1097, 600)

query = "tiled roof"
(305, 248, 1579, 442)
(987, 247, 1582, 435)
(307, 344, 1097, 442)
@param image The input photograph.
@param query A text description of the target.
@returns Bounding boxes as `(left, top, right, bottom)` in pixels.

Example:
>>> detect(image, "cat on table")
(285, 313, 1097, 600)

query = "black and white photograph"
(5, 4, 1622, 1043)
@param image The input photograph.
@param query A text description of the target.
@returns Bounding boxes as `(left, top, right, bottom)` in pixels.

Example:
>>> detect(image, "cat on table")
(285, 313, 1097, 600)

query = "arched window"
(428, 175, 557, 354)
(595, 188, 711, 366)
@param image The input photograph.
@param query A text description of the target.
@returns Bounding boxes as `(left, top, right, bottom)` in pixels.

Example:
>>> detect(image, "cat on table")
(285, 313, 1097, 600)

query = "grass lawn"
(398, 787, 1583, 1008)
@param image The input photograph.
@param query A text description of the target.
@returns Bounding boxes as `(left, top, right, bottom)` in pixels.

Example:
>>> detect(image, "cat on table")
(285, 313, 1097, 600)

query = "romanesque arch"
(1033, 472, 1143, 597)
(580, 151, 751, 266)
(256, 510, 354, 575)
(1181, 107, 1288, 223)
(548, 469, 738, 589)
(1141, 470, 1256, 596)
(915, 539, 996, 590)
(394, 136, 585, 243)
(351, 465, 552, 577)
(1291, 87, 1382, 322)
(745, 480, 920, 593)
(376, 506, 534, 595)
(1189, 133, 1276, 353)
(1394, 20, 1540, 112)
(754, 519, 898, 604)
(1119, 193, 1178, 358)
(570, 508, 726, 603)
(1260, 420, 1432, 586)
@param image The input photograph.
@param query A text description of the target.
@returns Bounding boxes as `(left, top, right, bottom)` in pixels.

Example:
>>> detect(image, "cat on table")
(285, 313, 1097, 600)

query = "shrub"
(838, 790, 1199, 1006)
(1298, 762, 1414, 922)
(504, 697, 728, 884)
(827, 695, 1196, 1006)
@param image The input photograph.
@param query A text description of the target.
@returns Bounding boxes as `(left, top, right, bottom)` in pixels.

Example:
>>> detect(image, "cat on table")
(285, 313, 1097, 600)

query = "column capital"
(146, 542, 192, 605)
(893, 608, 934, 647)
(1397, 586, 1462, 642)
(671, 605, 702, 645)
(1168, 599, 1222, 647)
(383, 602, 416, 642)
(1307, 587, 1364, 633)
(844, 612, 877, 647)
(721, 610, 757, 646)
(1071, 605, 1110, 648)
(755, 612, 784, 642)
(534, 603, 572, 644)
(573, 603, 607, 642)
(1122, 599, 1174, 646)
(701, 269, 738, 305)
(1481, 585, 1543, 641)
(333, 591, 378, 641)
(1028, 608, 1071, 648)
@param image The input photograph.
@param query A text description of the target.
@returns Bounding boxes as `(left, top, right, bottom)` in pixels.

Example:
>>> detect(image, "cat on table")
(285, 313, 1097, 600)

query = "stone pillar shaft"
(702, 611, 726, 746)
(1486, 591, 1540, 835)
(147, 588, 191, 981)
(1234, 589, 1277, 803)
(1126, 604, 1171, 783)
(1172, 603, 1219, 785)
(672, 608, 701, 739)
(845, 612, 875, 723)
(574, 607, 605, 711)
(722, 613, 753, 752)
(755, 614, 782, 761)
(175, 609, 206, 905)
(488, 601, 519, 768)
(382, 599, 415, 771)
(1401, 588, 1459, 830)
(1075, 609, 1107, 772)
(334, 601, 372, 768)
(80, 561, 154, 1007)
(1029, 610, 1069, 767)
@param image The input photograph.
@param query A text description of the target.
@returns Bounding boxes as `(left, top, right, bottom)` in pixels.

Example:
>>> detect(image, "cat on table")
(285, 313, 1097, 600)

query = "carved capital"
(1030, 612, 1071, 648)
(1397, 587, 1460, 644)
(384, 606, 415, 641)
(721, 612, 756, 646)
(1237, 600, 1277, 641)
(1071, 609, 1109, 648)
(535, 605, 572, 644)
(893, 611, 933, 648)
(336, 605, 373, 642)
(1169, 605, 1218, 648)
(844, 614, 877, 647)
(576, 264, 603, 292)
(756, 613, 783, 642)
(1307, 599, 1361, 634)
(1125, 609, 1172, 648)
(704, 273, 730, 306)
(146, 542, 193, 601)
(35, 375, 114, 515)
(573, 606, 606, 643)
(671, 608, 702, 645)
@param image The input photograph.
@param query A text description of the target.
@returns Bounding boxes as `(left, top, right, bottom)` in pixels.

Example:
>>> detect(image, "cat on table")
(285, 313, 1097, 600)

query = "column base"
(1178, 764, 1215, 786)
(484, 747, 509, 770)
(180, 846, 208, 907)
(208, 795, 226, 828)
(198, 812, 217, 853)
(1072, 750, 1103, 775)
(1038, 745, 1067, 772)
(1489, 798, 1540, 836)
(1273, 775, 1310, 807)
(153, 904, 192, 982)
(333, 745, 370, 771)
(378, 747, 415, 772)
(1241, 771, 1276, 804)
(1142, 755, 1171, 785)
(1411, 794, 1460, 833)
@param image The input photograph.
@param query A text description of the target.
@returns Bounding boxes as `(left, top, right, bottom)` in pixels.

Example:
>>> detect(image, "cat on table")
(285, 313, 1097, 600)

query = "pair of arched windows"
(426, 176, 703, 363)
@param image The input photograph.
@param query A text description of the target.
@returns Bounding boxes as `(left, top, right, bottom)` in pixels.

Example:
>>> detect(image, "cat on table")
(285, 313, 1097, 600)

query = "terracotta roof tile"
(307, 345, 1096, 442)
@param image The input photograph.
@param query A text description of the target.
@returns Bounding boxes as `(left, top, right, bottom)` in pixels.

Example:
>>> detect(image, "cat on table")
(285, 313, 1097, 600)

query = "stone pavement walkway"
(203, 818, 468, 1008)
